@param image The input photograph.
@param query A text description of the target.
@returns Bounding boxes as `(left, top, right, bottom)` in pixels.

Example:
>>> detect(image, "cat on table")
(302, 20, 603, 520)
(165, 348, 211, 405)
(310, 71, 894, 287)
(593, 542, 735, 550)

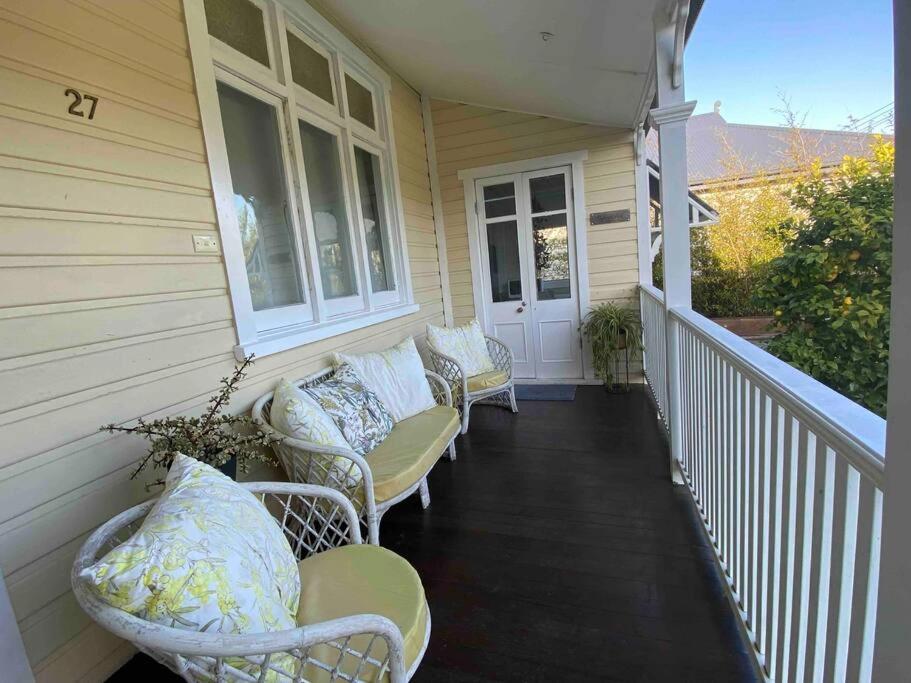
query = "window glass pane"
(486, 220, 522, 303)
(532, 213, 571, 300)
(483, 182, 516, 218)
(204, 0, 270, 67)
(354, 147, 395, 293)
(529, 173, 567, 213)
(298, 120, 357, 299)
(216, 82, 303, 311)
(345, 74, 375, 129)
(286, 31, 334, 104)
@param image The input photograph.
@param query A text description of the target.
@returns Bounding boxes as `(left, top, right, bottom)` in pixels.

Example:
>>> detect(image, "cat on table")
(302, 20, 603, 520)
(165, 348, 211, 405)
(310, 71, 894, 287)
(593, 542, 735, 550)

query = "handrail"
(640, 282, 664, 304)
(670, 306, 886, 486)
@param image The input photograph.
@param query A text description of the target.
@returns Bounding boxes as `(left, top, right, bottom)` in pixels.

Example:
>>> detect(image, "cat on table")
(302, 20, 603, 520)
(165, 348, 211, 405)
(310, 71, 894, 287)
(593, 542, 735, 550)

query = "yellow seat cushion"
(466, 370, 509, 393)
(295, 545, 429, 681)
(368, 405, 459, 503)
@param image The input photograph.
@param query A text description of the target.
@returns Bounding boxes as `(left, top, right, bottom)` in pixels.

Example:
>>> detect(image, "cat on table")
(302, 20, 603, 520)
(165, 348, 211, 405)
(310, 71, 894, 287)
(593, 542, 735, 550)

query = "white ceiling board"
(308, 0, 663, 127)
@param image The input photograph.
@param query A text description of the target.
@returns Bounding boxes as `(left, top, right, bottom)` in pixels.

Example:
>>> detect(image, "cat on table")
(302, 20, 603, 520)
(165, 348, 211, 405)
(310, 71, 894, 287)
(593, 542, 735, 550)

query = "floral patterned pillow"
(272, 378, 362, 484)
(304, 364, 394, 457)
(427, 319, 496, 376)
(80, 454, 300, 675)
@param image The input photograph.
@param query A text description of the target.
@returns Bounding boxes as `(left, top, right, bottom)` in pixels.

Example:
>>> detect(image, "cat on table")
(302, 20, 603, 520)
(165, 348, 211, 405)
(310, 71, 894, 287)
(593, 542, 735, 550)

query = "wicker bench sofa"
(252, 366, 459, 545)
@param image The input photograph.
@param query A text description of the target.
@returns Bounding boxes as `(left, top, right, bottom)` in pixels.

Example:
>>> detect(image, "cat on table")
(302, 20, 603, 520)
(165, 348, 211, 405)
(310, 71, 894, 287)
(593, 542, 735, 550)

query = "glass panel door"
(477, 176, 535, 378)
(522, 168, 582, 379)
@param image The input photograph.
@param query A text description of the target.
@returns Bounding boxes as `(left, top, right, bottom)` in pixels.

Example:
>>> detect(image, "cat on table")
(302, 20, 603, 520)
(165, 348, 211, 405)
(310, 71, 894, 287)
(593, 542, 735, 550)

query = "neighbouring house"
(645, 105, 887, 257)
(2, 0, 911, 682)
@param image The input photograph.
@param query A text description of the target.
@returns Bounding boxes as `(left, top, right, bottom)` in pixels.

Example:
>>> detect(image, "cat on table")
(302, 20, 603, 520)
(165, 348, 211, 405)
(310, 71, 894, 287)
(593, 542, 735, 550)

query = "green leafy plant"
(582, 302, 643, 390)
(101, 355, 282, 486)
(654, 233, 771, 318)
(758, 140, 894, 416)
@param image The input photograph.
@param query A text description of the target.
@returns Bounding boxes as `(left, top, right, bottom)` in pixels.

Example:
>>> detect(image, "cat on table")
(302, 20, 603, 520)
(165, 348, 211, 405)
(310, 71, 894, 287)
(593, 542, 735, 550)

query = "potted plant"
(581, 302, 643, 392)
(101, 355, 281, 486)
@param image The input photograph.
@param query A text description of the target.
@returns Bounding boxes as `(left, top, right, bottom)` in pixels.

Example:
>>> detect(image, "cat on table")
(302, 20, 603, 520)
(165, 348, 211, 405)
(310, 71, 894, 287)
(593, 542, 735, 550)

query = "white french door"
(476, 167, 583, 380)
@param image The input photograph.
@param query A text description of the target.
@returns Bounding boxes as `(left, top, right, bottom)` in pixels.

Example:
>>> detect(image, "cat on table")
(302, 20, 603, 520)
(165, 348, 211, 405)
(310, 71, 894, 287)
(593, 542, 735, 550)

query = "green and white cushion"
(427, 319, 496, 377)
(305, 364, 394, 457)
(80, 453, 300, 637)
(334, 337, 436, 423)
(271, 378, 361, 483)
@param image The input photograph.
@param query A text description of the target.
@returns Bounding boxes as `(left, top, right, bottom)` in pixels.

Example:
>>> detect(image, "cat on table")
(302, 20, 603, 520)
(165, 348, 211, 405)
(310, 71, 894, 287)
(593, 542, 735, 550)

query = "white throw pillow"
(81, 454, 300, 637)
(334, 337, 436, 423)
(427, 319, 496, 376)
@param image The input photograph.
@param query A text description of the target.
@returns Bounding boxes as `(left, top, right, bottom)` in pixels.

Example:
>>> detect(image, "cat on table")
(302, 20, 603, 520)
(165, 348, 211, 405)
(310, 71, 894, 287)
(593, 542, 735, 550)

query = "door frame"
(458, 150, 594, 381)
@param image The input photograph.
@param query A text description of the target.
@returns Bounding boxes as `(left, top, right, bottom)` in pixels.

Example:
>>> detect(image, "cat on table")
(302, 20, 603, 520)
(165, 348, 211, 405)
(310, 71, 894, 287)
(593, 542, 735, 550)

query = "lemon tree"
(759, 140, 894, 416)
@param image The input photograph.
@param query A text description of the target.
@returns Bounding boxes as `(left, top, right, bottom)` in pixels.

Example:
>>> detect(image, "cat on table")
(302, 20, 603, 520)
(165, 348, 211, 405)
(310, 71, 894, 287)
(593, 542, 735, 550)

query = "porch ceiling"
(310, 0, 666, 127)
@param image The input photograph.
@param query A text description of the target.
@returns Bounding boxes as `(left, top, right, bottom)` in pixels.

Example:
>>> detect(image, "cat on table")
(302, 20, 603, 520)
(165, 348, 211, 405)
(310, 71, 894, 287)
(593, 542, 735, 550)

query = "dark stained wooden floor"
(110, 386, 757, 682)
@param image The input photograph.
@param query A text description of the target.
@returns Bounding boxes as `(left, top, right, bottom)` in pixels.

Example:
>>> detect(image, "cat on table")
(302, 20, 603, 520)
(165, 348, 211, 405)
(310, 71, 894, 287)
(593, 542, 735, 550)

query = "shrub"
(758, 140, 894, 416)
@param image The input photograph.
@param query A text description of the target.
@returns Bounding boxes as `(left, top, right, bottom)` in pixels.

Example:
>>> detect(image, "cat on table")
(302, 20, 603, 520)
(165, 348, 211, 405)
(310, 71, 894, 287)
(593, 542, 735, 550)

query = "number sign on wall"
(65, 88, 99, 120)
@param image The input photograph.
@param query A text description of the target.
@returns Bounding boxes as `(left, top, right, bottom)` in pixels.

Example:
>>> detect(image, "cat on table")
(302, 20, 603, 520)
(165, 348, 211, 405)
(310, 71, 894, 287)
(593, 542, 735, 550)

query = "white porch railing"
(640, 284, 667, 426)
(640, 285, 886, 683)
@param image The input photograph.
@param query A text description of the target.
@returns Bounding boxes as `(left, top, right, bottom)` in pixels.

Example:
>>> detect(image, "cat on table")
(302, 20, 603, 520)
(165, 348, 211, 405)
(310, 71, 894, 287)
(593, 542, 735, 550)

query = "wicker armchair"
(252, 367, 458, 545)
(426, 334, 518, 434)
(72, 482, 430, 682)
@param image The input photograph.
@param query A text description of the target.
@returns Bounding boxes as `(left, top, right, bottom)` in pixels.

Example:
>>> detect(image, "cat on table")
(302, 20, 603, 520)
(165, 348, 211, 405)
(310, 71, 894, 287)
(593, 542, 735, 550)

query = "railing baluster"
(637, 287, 885, 682)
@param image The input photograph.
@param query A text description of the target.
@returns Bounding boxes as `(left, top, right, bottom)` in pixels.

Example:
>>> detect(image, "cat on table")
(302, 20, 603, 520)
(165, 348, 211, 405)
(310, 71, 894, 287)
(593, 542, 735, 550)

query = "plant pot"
(217, 455, 237, 480)
(604, 382, 631, 394)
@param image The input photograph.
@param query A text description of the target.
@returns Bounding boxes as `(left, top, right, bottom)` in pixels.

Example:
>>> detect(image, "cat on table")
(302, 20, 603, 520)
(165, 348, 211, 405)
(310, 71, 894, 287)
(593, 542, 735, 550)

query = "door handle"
(516, 301, 527, 313)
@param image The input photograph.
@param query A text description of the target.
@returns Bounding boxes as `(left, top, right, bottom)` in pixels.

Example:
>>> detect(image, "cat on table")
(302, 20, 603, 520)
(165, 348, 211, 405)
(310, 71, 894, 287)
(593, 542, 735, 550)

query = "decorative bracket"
(634, 125, 646, 166)
(672, 0, 690, 89)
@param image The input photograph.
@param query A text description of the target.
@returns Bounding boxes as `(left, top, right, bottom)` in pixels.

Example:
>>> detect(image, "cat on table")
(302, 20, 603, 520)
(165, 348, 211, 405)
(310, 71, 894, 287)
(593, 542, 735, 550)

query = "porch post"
(651, 4, 695, 483)
(871, 0, 910, 678)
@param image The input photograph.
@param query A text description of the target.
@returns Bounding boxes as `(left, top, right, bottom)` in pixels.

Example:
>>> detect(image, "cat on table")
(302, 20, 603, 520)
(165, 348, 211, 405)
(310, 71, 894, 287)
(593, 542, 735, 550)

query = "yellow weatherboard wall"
(429, 99, 640, 324)
(0, 0, 442, 680)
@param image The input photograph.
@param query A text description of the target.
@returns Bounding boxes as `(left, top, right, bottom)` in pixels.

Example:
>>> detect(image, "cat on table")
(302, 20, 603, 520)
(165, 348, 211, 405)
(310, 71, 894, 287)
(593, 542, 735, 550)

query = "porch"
(113, 387, 757, 682)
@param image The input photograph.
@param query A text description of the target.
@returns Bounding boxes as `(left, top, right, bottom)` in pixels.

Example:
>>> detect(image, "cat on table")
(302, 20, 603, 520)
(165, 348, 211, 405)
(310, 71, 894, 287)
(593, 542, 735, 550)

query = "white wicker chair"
(426, 334, 518, 434)
(252, 367, 457, 546)
(72, 482, 430, 683)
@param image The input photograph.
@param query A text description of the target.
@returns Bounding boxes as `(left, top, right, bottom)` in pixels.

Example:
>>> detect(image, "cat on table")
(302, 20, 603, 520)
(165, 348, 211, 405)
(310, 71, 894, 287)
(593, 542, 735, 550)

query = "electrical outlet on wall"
(192, 234, 219, 253)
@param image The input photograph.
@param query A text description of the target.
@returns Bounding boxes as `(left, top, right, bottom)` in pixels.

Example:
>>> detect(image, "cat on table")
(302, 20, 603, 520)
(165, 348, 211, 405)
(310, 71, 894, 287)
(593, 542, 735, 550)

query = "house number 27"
(65, 88, 99, 120)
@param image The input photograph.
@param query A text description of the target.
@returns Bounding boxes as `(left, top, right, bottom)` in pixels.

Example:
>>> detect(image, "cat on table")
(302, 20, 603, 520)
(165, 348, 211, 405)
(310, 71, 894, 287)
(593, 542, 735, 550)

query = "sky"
(685, 0, 894, 132)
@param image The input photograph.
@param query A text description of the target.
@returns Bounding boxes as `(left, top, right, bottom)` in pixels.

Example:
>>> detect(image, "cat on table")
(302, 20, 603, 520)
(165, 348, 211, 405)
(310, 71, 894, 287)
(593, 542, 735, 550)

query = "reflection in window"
(354, 147, 395, 293)
(217, 82, 303, 311)
(529, 174, 567, 213)
(298, 120, 357, 299)
(532, 213, 571, 300)
(483, 182, 516, 218)
(486, 220, 522, 302)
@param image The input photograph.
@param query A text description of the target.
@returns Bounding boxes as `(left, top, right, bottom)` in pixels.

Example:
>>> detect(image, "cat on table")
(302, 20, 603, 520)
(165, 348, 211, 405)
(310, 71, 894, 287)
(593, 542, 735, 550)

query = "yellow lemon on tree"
(849, 250, 862, 261)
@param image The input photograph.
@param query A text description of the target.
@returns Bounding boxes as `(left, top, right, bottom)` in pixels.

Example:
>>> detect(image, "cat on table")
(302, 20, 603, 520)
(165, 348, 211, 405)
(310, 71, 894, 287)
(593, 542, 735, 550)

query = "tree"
(758, 139, 894, 416)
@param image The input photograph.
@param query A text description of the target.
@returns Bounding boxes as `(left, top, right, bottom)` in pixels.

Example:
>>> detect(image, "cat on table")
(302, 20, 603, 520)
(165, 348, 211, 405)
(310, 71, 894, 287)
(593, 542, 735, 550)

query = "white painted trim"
(235, 303, 419, 360)
(185, 0, 257, 347)
(457, 150, 590, 182)
(460, 152, 592, 379)
(421, 95, 454, 325)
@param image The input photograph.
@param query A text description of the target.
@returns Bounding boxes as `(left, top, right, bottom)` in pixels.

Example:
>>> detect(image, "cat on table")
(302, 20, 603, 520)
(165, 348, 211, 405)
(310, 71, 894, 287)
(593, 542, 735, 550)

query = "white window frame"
(214, 67, 316, 330)
(349, 137, 402, 308)
(184, 0, 416, 360)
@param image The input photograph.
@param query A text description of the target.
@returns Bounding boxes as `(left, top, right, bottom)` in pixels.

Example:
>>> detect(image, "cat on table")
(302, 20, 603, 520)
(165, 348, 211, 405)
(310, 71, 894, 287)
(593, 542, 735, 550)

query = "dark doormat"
(514, 384, 577, 401)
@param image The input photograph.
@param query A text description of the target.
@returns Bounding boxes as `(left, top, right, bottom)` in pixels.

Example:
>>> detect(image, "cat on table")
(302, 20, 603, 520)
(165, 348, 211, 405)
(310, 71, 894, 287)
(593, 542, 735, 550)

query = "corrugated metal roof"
(645, 111, 885, 186)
